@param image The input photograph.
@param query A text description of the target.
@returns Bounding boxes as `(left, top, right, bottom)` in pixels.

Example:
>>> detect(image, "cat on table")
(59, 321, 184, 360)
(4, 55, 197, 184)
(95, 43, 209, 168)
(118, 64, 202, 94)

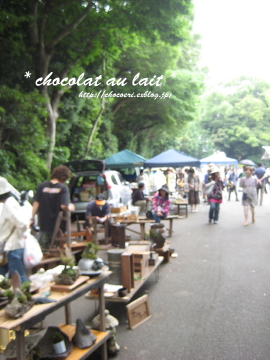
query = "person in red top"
(152, 185, 171, 223)
(207, 166, 224, 224)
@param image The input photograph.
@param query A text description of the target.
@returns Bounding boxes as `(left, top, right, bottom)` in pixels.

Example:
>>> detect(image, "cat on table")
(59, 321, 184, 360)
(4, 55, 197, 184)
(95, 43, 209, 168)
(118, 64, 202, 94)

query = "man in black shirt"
(132, 183, 151, 214)
(31, 165, 74, 248)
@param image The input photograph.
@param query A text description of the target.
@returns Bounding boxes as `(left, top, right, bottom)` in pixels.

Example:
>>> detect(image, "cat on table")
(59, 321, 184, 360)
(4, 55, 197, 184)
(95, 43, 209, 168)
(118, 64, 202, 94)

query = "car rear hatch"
(65, 159, 105, 175)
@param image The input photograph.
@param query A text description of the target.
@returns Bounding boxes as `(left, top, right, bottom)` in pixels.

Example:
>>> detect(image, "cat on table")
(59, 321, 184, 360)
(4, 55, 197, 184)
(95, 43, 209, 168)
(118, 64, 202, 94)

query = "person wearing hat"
(31, 165, 75, 249)
(152, 185, 171, 223)
(85, 194, 110, 223)
(0, 177, 30, 282)
(206, 166, 224, 224)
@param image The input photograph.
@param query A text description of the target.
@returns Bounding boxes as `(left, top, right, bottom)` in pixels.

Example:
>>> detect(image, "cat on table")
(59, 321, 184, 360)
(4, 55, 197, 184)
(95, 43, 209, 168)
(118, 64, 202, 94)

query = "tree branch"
(49, 2, 92, 49)
(112, 99, 129, 115)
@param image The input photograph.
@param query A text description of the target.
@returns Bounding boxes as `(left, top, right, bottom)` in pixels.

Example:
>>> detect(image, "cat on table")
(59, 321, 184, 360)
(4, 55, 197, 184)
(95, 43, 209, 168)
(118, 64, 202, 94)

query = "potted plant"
(78, 242, 104, 272)
(55, 255, 79, 285)
(50, 331, 66, 354)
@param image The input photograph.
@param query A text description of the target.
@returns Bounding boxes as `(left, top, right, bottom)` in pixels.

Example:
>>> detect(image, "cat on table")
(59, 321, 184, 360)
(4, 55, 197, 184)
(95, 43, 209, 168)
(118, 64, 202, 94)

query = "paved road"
(5, 191, 268, 360)
(111, 192, 270, 360)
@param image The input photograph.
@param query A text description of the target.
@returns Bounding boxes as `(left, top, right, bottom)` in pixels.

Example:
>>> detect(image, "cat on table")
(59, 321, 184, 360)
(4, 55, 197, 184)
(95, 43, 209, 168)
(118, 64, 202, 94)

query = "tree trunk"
(85, 97, 105, 158)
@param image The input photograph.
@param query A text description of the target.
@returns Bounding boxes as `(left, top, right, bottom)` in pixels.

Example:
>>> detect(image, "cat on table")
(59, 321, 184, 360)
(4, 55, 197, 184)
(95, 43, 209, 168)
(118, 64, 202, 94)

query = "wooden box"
(148, 253, 159, 266)
(133, 253, 150, 277)
(121, 252, 134, 292)
(115, 215, 127, 222)
(110, 223, 126, 249)
(110, 206, 127, 214)
(79, 190, 90, 201)
(127, 214, 139, 221)
(126, 244, 151, 253)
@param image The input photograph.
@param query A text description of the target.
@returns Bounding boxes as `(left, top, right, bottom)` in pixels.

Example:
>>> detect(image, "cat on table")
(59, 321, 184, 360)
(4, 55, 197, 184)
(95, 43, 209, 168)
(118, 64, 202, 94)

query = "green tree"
(111, 34, 205, 157)
(0, 0, 194, 169)
(0, 86, 48, 190)
(201, 77, 270, 160)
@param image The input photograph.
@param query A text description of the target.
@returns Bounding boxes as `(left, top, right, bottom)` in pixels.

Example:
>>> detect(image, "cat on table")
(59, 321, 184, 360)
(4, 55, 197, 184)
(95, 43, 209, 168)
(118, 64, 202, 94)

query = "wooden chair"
(50, 211, 92, 250)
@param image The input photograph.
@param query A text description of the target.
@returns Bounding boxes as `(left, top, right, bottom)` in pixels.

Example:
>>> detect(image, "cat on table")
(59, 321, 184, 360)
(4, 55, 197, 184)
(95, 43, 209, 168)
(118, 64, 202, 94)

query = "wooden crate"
(133, 253, 150, 277)
(126, 244, 151, 253)
(115, 215, 127, 222)
(127, 214, 139, 221)
(110, 206, 127, 214)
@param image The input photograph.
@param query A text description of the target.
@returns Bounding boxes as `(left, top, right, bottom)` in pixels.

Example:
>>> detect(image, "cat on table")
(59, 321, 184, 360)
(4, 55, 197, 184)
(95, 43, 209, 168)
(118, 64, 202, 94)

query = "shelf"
(85, 257, 163, 303)
(58, 324, 111, 360)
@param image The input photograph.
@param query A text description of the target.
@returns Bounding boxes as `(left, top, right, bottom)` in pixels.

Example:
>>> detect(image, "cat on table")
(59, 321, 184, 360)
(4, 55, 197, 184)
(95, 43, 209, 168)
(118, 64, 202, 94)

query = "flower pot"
(53, 340, 66, 354)
(150, 223, 166, 248)
(78, 257, 104, 272)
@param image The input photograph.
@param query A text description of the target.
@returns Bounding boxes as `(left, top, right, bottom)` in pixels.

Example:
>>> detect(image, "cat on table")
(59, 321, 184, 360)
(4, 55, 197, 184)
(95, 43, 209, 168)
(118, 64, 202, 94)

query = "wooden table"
(112, 219, 155, 240)
(0, 272, 112, 360)
(86, 257, 163, 303)
(174, 199, 188, 218)
(161, 215, 182, 237)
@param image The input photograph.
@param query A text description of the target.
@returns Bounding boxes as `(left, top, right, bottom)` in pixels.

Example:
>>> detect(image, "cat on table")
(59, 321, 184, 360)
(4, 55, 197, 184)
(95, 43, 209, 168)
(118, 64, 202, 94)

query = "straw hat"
(0, 177, 11, 195)
(210, 166, 220, 174)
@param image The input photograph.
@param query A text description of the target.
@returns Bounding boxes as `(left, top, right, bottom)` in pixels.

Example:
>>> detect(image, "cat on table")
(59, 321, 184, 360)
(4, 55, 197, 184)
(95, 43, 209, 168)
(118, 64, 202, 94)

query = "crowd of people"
(0, 162, 268, 283)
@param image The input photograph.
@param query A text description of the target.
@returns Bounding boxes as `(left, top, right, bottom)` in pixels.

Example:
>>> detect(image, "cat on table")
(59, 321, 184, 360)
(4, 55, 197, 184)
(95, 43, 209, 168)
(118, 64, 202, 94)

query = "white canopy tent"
(200, 151, 238, 166)
(261, 146, 270, 160)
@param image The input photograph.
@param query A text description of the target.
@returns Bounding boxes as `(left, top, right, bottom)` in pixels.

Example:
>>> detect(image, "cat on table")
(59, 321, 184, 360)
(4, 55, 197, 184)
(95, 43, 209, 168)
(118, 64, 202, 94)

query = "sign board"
(126, 295, 151, 329)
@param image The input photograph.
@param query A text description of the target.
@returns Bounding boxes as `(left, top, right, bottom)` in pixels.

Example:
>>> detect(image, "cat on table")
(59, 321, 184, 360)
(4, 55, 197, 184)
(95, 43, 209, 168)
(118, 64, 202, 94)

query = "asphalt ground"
(109, 190, 270, 360)
(2, 189, 270, 360)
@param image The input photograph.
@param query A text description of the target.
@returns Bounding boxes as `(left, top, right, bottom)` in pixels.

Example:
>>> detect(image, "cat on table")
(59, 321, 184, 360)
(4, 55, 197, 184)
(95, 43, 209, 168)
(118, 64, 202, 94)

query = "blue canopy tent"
(200, 153, 238, 166)
(104, 149, 147, 169)
(144, 149, 200, 168)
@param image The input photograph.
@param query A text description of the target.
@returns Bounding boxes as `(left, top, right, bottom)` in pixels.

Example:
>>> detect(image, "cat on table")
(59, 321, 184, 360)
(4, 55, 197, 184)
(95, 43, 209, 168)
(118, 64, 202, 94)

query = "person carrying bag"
(0, 177, 31, 282)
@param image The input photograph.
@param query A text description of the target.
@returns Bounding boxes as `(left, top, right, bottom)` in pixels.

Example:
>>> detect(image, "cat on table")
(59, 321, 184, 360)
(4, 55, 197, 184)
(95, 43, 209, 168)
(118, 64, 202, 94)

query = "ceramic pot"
(78, 257, 104, 272)
(53, 340, 66, 354)
(118, 287, 127, 297)
(149, 223, 166, 248)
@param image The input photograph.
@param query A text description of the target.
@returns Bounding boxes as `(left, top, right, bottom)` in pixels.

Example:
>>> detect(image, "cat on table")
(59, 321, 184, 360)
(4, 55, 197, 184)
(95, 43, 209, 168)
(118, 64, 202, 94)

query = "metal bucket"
(107, 249, 125, 285)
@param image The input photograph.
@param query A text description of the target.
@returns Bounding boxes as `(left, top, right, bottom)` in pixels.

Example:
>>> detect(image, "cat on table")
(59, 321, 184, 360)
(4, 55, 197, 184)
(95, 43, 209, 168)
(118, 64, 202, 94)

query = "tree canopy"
(0, 0, 205, 190)
(200, 77, 270, 161)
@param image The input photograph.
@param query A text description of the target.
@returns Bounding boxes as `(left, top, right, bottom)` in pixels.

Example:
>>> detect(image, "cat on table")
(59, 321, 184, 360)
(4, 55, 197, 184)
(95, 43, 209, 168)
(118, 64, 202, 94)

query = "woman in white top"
(240, 167, 258, 226)
(0, 177, 30, 282)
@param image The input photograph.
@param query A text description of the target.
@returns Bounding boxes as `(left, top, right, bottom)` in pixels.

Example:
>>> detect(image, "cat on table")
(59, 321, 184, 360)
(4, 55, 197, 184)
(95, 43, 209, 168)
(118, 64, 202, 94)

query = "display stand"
(174, 199, 188, 218)
(0, 272, 112, 360)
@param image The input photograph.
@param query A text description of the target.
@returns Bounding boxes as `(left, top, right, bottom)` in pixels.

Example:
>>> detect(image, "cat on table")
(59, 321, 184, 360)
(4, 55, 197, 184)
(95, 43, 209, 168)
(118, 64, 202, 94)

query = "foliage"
(3, 282, 32, 304)
(0, 278, 11, 290)
(200, 77, 270, 160)
(0, 0, 202, 184)
(3, 289, 14, 303)
(111, 35, 205, 157)
(50, 331, 64, 344)
(60, 256, 77, 277)
(173, 119, 215, 159)
(82, 242, 100, 259)
(17, 294, 27, 304)
(0, 86, 49, 190)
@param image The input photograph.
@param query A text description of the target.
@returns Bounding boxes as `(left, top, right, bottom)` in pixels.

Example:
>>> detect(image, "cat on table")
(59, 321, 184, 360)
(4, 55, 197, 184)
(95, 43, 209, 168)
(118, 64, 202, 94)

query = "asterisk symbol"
(24, 71, 31, 78)
(170, 71, 177, 78)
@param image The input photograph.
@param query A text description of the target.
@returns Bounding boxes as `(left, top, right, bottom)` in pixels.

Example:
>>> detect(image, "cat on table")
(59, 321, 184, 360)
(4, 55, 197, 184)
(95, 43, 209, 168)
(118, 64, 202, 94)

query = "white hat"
(210, 166, 220, 174)
(208, 163, 215, 170)
(0, 177, 11, 195)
